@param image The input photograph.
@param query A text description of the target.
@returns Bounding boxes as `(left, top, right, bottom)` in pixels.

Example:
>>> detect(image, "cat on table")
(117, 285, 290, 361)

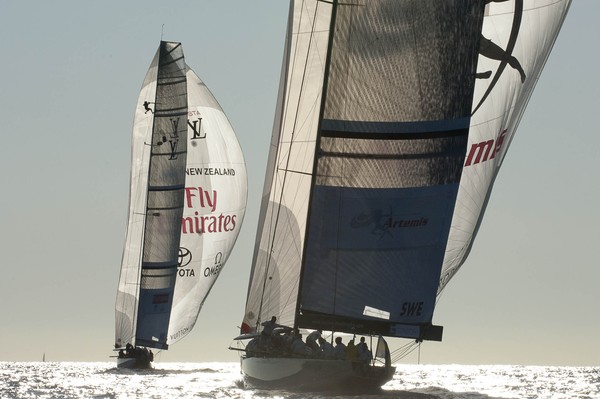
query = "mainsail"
(241, 0, 571, 343)
(115, 41, 188, 350)
(166, 67, 248, 345)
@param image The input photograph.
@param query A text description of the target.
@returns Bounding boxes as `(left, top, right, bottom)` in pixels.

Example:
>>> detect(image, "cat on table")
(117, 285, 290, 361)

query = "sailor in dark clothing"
(260, 316, 281, 350)
(306, 329, 322, 352)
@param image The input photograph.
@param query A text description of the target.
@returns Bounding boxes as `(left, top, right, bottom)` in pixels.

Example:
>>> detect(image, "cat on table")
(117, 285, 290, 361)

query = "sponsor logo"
(464, 128, 507, 167)
(188, 117, 206, 140)
(186, 167, 236, 176)
(351, 209, 428, 239)
(169, 326, 190, 341)
(177, 247, 195, 277)
(178, 247, 192, 267)
(154, 118, 182, 160)
(204, 252, 224, 278)
(181, 187, 238, 234)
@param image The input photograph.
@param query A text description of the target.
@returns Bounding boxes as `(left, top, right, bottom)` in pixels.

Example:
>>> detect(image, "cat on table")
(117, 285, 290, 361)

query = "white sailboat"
(233, 0, 571, 392)
(115, 41, 247, 369)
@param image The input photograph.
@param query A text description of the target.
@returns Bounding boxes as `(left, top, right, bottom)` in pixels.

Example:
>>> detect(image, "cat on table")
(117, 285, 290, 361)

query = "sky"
(0, 1, 597, 367)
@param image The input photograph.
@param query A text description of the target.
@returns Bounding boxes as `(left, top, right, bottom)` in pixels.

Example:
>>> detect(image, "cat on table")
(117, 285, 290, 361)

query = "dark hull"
(116, 356, 152, 369)
(242, 356, 395, 393)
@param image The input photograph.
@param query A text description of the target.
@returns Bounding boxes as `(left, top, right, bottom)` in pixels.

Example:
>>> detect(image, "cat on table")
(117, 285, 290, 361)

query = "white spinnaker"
(115, 50, 158, 348)
(167, 67, 248, 345)
(242, 0, 333, 332)
(439, 0, 572, 293)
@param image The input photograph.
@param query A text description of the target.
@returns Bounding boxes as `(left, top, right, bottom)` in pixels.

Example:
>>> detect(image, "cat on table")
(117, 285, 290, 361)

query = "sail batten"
(321, 118, 472, 134)
(153, 110, 187, 116)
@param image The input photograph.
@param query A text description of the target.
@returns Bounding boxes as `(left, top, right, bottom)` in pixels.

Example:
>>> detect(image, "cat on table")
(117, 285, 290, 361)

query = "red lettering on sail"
(181, 187, 238, 235)
(465, 129, 507, 167)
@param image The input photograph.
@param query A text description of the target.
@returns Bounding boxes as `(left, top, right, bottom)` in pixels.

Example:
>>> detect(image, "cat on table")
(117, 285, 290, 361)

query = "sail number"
(400, 301, 424, 317)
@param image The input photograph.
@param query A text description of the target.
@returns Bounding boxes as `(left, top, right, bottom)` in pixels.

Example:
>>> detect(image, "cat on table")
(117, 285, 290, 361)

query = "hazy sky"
(0, 1, 597, 366)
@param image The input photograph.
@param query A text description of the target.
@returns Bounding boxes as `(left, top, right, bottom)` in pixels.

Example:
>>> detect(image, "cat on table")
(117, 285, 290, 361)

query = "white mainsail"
(115, 41, 188, 350)
(167, 67, 247, 345)
(241, 0, 571, 342)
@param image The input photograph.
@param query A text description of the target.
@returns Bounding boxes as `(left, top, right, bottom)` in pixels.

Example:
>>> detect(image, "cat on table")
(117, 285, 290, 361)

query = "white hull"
(241, 356, 395, 392)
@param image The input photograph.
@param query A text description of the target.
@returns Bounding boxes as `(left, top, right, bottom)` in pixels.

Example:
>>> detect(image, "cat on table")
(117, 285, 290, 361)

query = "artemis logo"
(351, 209, 427, 240)
(464, 129, 507, 167)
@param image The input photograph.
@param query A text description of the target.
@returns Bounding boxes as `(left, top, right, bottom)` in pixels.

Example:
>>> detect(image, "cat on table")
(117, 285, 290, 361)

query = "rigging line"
(276, 167, 312, 177)
(391, 341, 421, 363)
(390, 340, 416, 357)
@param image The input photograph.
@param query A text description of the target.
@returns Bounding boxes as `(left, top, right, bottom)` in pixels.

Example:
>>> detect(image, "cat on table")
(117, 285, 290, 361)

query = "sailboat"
(115, 41, 247, 369)
(233, 0, 571, 392)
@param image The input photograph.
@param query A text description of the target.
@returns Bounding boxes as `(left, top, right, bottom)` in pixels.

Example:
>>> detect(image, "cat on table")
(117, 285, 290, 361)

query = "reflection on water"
(0, 362, 597, 399)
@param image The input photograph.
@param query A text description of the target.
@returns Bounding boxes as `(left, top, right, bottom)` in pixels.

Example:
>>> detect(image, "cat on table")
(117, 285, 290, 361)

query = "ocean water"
(0, 362, 597, 399)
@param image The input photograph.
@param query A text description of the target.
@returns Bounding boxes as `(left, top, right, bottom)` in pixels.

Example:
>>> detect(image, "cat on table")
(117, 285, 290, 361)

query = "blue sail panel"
(301, 182, 459, 329)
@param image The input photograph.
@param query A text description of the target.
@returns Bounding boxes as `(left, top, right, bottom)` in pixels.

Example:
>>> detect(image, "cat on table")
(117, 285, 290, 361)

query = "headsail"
(241, 0, 571, 342)
(241, 0, 330, 333)
(115, 41, 188, 350)
(166, 66, 248, 345)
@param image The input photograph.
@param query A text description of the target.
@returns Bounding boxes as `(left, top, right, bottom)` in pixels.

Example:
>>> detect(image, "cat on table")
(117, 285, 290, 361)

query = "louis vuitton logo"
(156, 117, 182, 160)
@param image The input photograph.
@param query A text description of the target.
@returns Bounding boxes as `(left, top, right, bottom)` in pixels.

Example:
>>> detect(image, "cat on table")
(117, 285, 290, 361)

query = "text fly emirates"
(181, 187, 237, 234)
